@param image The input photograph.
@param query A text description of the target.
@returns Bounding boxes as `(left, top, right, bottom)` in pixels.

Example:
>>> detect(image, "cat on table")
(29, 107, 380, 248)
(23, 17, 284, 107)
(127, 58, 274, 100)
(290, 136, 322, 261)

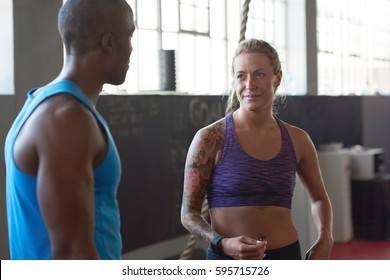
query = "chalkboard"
(277, 96, 363, 147)
(97, 95, 226, 253)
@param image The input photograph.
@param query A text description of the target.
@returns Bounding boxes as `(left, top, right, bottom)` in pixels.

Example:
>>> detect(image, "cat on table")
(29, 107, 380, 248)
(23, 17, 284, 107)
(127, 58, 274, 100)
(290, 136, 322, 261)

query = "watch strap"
(210, 235, 224, 255)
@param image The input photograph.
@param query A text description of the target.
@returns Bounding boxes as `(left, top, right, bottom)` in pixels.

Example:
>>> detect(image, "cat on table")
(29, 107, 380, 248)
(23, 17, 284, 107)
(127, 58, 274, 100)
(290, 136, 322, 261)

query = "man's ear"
(101, 33, 114, 53)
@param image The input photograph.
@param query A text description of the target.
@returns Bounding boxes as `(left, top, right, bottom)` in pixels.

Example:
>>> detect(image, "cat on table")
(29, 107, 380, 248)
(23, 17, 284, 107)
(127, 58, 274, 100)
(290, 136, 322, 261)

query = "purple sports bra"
(206, 113, 297, 209)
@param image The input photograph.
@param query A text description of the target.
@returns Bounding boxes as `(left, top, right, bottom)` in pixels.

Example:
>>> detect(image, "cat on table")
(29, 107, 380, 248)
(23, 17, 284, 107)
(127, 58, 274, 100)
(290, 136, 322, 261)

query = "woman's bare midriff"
(209, 205, 299, 250)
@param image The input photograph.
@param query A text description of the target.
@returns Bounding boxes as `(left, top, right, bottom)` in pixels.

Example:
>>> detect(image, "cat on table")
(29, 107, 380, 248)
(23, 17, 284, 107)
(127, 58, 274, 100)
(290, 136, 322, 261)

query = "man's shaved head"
(58, 0, 134, 54)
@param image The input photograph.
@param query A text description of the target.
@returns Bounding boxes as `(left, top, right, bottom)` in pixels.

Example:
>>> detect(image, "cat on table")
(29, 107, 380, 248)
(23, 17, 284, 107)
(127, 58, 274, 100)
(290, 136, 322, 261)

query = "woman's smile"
(243, 92, 262, 100)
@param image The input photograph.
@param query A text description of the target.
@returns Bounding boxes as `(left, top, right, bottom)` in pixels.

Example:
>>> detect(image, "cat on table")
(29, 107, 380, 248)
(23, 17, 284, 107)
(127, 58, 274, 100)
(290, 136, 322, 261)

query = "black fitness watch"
(210, 235, 225, 255)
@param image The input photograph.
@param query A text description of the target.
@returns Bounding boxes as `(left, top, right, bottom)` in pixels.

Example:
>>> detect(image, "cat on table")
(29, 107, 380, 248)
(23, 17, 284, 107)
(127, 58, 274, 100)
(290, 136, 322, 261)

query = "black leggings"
(206, 240, 302, 260)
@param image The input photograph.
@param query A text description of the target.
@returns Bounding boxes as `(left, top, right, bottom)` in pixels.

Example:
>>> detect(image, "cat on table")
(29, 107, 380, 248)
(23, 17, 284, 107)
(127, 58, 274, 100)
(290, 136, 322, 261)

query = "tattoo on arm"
(182, 121, 225, 243)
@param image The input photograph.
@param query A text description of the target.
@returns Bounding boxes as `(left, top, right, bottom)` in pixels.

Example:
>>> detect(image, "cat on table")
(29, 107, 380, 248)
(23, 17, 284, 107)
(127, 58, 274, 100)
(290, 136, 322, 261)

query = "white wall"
(291, 176, 317, 257)
(0, 0, 14, 95)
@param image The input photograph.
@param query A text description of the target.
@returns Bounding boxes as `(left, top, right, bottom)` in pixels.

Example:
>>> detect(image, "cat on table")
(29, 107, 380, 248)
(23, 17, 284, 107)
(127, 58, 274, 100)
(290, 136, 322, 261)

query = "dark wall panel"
(362, 96, 390, 172)
(97, 95, 225, 253)
(278, 96, 363, 148)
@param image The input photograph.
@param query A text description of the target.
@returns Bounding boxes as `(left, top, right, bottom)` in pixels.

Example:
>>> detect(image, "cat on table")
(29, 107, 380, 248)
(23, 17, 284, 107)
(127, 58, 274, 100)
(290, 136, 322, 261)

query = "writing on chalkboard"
(97, 95, 227, 253)
(108, 112, 145, 137)
(189, 97, 224, 127)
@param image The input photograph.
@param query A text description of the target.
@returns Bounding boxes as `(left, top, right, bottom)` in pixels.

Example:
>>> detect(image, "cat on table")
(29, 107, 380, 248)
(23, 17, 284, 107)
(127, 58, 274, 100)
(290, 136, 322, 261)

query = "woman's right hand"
(220, 236, 267, 260)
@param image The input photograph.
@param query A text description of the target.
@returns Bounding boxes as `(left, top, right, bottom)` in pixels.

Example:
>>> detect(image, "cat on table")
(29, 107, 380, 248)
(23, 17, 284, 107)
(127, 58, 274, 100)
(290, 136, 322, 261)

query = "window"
(104, 0, 288, 95)
(179, 0, 210, 34)
(317, 0, 390, 95)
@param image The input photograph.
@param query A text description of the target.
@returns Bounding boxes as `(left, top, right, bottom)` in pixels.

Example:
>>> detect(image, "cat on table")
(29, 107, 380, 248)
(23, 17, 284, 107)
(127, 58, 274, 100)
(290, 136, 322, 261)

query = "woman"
(180, 39, 333, 260)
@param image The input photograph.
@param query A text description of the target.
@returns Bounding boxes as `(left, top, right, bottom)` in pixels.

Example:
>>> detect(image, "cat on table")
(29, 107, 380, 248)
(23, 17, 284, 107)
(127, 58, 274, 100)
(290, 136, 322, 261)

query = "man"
(4, 0, 135, 259)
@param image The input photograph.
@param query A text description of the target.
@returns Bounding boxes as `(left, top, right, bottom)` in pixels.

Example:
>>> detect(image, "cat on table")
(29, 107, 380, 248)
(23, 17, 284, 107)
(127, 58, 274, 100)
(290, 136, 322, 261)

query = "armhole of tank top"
(26, 82, 111, 167)
(53, 81, 111, 144)
(10, 89, 49, 167)
(276, 116, 298, 164)
(213, 114, 231, 169)
(58, 83, 113, 168)
(275, 116, 286, 146)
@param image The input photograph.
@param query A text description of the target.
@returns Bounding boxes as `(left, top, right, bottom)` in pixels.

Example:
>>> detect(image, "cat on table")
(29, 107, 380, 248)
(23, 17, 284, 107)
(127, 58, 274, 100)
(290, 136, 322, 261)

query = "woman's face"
(233, 52, 281, 112)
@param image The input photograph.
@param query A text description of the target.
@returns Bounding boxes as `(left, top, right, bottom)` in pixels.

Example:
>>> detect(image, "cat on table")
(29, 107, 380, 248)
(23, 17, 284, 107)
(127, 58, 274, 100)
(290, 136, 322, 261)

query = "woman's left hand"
(305, 235, 334, 260)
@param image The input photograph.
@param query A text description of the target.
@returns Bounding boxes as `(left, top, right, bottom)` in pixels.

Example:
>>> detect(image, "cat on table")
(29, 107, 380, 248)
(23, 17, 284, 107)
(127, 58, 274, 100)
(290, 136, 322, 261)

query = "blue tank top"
(206, 113, 297, 209)
(4, 80, 122, 259)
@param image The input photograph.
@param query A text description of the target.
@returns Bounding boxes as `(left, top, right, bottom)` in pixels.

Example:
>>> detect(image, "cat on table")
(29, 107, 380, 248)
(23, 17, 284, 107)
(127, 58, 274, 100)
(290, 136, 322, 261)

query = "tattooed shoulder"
(183, 118, 226, 206)
(203, 118, 225, 152)
(189, 118, 225, 153)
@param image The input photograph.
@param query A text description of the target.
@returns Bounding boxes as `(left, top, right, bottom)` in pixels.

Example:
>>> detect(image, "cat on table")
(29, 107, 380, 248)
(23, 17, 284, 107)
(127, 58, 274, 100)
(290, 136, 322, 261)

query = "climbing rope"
(179, 199, 209, 260)
(240, 0, 251, 43)
(179, 0, 252, 260)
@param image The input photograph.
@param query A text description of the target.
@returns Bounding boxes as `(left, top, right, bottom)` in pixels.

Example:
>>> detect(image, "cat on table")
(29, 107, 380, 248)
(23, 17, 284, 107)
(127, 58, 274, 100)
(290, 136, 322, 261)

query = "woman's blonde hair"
(226, 38, 285, 114)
